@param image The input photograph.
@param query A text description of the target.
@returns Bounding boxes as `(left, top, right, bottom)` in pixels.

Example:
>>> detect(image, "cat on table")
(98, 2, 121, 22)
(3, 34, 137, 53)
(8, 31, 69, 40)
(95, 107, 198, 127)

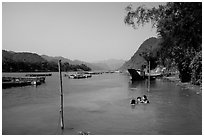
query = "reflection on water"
(2, 73, 202, 135)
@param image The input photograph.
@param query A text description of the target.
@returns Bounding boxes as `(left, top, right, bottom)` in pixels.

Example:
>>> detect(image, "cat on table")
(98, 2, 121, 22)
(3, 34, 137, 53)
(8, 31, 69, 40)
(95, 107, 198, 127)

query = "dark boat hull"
(128, 69, 145, 81)
(128, 69, 161, 81)
(144, 75, 156, 80)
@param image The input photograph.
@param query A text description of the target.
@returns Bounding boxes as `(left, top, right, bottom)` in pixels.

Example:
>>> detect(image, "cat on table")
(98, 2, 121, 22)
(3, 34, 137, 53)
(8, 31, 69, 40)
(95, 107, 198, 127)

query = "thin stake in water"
(148, 60, 150, 92)
(58, 60, 65, 129)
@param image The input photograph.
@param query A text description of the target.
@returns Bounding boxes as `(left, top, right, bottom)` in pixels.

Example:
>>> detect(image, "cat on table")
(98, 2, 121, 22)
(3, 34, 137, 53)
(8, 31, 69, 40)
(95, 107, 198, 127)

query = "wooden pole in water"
(148, 60, 150, 92)
(58, 60, 65, 129)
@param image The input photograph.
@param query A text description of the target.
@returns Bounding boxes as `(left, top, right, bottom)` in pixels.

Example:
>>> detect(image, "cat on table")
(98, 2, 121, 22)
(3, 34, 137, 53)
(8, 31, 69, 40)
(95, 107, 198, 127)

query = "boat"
(2, 76, 46, 89)
(25, 73, 52, 77)
(84, 71, 103, 75)
(144, 73, 162, 80)
(64, 73, 92, 79)
(128, 69, 162, 81)
(128, 69, 145, 81)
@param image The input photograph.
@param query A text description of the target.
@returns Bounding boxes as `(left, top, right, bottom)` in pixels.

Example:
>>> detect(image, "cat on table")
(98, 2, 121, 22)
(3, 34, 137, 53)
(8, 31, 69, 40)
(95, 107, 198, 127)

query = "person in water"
(142, 95, 150, 104)
(130, 98, 136, 105)
(136, 97, 142, 104)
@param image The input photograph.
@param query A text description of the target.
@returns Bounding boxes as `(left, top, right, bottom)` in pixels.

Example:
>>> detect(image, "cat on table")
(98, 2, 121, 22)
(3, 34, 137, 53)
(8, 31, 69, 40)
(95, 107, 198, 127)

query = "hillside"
(41, 55, 108, 70)
(2, 50, 48, 72)
(41, 55, 72, 64)
(71, 59, 110, 70)
(94, 59, 126, 70)
(2, 50, 91, 72)
(119, 37, 161, 71)
(3, 50, 46, 63)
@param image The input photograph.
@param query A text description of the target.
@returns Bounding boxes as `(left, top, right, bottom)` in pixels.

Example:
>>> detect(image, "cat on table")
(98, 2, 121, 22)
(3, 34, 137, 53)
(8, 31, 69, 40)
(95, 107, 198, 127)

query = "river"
(2, 72, 202, 135)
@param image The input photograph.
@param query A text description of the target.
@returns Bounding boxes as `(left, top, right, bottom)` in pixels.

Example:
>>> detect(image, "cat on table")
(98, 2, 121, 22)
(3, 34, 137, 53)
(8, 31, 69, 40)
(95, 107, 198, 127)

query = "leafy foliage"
(124, 2, 202, 83)
(139, 50, 158, 70)
(190, 51, 202, 85)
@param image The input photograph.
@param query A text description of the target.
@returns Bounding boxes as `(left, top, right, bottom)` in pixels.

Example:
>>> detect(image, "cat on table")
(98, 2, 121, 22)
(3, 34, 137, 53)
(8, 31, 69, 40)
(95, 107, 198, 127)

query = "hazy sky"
(3, 2, 164, 62)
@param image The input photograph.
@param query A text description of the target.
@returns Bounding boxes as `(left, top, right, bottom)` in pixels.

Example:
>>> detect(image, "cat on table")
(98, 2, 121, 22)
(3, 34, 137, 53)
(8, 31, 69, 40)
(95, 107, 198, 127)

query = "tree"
(189, 51, 202, 85)
(124, 2, 202, 82)
(139, 50, 158, 70)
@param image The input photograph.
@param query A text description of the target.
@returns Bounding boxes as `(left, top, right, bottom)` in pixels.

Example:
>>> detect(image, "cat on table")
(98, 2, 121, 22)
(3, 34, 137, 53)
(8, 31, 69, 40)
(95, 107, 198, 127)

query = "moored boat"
(2, 76, 46, 88)
(25, 73, 52, 77)
(128, 68, 162, 81)
(128, 69, 145, 81)
(64, 73, 92, 79)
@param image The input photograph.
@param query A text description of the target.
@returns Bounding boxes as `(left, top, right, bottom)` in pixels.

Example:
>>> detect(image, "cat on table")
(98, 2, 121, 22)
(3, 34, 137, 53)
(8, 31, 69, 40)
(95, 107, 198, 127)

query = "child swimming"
(142, 95, 150, 104)
(130, 98, 136, 105)
(136, 97, 142, 104)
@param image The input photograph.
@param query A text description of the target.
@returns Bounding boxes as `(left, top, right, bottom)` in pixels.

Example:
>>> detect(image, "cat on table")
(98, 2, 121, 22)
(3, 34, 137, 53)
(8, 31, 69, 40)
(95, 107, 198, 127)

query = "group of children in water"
(130, 95, 149, 105)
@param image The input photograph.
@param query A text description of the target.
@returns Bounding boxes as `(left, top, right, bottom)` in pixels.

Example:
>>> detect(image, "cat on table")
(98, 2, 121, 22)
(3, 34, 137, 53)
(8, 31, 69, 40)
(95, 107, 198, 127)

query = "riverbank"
(163, 75, 202, 95)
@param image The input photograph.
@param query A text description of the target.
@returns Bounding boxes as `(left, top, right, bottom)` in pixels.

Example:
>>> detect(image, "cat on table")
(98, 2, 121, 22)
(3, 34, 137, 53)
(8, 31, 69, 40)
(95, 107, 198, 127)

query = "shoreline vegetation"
(124, 3, 202, 88)
(163, 74, 201, 94)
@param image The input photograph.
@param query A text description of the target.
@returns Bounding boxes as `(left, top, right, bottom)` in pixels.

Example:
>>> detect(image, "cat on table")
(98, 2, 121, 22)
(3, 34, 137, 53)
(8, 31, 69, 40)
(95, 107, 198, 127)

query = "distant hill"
(72, 60, 109, 71)
(41, 55, 108, 70)
(41, 55, 72, 64)
(2, 50, 91, 72)
(3, 50, 126, 72)
(90, 62, 110, 70)
(3, 50, 46, 63)
(119, 37, 161, 71)
(2, 50, 48, 72)
(94, 59, 126, 70)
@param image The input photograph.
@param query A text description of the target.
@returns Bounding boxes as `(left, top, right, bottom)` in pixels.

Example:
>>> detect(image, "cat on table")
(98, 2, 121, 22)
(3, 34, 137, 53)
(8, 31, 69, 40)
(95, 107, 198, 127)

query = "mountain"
(41, 55, 73, 64)
(89, 62, 110, 70)
(72, 60, 109, 71)
(94, 59, 126, 70)
(41, 55, 108, 70)
(3, 50, 47, 63)
(2, 50, 91, 72)
(119, 37, 161, 71)
(2, 50, 48, 72)
(3, 50, 123, 72)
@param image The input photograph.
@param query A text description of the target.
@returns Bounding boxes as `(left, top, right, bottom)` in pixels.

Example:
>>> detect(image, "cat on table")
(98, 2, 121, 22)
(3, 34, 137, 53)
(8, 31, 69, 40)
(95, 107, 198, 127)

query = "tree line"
(2, 60, 91, 72)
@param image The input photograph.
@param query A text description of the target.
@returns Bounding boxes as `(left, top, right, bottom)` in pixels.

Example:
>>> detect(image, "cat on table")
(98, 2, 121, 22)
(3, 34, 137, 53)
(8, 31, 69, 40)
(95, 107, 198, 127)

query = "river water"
(2, 72, 202, 135)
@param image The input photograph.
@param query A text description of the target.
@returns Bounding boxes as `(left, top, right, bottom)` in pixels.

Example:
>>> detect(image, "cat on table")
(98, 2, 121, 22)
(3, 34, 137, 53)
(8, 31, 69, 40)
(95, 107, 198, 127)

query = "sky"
(2, 2, 165, 62)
